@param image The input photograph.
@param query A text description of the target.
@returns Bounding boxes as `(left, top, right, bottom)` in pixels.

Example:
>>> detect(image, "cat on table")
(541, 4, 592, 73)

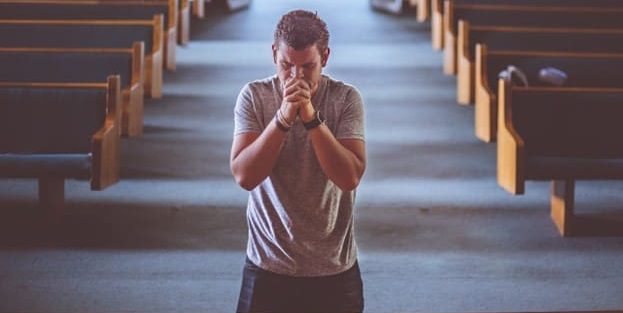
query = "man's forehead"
(275, 41, 322, 62)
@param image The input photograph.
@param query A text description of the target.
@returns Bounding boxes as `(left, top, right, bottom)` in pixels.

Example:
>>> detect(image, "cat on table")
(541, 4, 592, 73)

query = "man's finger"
(288, 88, 311, 100)
(283, 81, 309, 97)
(298, 79, 311, 91)
(284, 94, 306, 103)
(284, 77, 298, 89)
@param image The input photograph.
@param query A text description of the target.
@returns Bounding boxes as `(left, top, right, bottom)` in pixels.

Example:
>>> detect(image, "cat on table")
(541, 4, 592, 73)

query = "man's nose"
(291, 66, 304, 78)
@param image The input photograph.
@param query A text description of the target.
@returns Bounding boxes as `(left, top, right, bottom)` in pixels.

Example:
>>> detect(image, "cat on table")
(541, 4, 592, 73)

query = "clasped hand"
(281, 77, 315, 124)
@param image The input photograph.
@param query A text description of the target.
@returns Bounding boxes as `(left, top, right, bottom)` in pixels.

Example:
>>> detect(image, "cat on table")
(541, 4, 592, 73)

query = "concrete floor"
(2, 0, 623, 312)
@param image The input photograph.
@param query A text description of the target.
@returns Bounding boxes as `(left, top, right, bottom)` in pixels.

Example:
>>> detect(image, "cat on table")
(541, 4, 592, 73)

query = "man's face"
(272, 40, 329, 96)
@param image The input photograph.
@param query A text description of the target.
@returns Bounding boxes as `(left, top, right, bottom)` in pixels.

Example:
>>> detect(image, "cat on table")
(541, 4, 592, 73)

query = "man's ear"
(272, 44, 277, 64)
(321, 47, 331, 67)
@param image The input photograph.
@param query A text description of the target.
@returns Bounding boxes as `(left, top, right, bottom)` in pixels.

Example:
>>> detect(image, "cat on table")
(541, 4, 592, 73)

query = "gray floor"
(2, 1, 623, 312)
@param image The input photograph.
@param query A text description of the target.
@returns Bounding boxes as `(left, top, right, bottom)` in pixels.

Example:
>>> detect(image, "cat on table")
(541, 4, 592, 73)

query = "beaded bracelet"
(278, 108, 294, 128)
(274, 111, 291, 132)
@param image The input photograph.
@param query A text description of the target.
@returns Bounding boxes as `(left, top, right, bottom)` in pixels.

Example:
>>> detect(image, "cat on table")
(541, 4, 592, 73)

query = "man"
(230, 9, 366, 313)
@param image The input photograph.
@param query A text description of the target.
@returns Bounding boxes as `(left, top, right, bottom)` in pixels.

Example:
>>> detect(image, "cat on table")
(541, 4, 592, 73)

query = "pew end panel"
(417, 0, 430, 22)
(192, 0, 205, 18)
(145, 14, 164, 98)
(431, 0, 444, 50)
(164, 26, 177, 71)
(442, 0, 457, 74)
(178, 0, 190, 45)
(457, 19, 474, 105)
(496, 79, 525, 195)
(474, 44, 496, 142)
(124, 41, 146, 137)
(163, 0, 178, 71)
(92, 75, 122, 190)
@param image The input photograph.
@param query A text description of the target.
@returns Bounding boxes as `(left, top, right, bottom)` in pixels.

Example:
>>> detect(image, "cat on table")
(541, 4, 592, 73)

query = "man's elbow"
(337, 176, 361, 192)
(231, 162, 258, 191)
(233, 173, 258, 191)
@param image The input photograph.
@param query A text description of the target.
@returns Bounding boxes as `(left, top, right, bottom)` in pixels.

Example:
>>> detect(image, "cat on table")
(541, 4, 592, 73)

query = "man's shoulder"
(323, 75, 362, 102)
(244, 75, 278, 93)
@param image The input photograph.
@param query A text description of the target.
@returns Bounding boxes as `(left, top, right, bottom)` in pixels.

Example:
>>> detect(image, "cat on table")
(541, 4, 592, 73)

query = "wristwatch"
(303, 110, 325, 130)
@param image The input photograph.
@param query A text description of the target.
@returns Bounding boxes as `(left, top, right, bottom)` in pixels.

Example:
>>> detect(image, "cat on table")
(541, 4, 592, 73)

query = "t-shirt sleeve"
(335, 87, 365, 141)
(234, 83, 262, 136)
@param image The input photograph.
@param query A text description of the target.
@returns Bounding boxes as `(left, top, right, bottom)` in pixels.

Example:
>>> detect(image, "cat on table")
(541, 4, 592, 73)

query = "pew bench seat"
(0, 154, 91, 179)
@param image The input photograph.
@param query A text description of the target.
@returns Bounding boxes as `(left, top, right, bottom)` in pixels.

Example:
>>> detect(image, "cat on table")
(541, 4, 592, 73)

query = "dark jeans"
(236, 258, 364, 313)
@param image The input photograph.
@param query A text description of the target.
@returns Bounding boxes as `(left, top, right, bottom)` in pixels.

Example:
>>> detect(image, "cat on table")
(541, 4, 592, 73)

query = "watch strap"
(303, 110, 324, 130)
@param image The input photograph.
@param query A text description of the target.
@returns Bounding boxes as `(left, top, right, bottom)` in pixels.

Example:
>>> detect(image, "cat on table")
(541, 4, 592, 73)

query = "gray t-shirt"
(233, 74, 365, 277)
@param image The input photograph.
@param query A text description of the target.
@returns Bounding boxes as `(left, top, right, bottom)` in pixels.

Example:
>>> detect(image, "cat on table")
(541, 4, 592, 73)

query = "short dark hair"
(274, 10, 330, 53)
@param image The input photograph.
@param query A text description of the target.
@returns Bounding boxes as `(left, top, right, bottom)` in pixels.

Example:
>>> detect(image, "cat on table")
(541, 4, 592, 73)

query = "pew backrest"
(483, 50, 623, 93)
(467, 25, 623, 60)
(447, 3, 623, 36)
(0, 0, 176, 32)
(509, 87, 623, 159)
(0, 18, 160, 56)
(0, 47, 140, 90)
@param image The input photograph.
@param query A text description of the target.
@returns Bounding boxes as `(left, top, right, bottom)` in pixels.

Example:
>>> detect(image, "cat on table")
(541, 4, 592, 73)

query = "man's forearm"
(308, 124, 365, 191)
(231, 120, 287, 190)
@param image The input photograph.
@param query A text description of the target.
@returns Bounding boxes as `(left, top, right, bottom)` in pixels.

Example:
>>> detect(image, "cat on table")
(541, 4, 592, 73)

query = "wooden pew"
(496, 80, 623, 236)
(445, 3, 623, 76)
(457, 23, 623, 105)
(0, 46, 145, 137)
(0, 76, 121, 213)
(432, 0, 623, 51)
(475, 47, 623, 142)
(0, 17, 163, 98)
(0, 0, 178, 71)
